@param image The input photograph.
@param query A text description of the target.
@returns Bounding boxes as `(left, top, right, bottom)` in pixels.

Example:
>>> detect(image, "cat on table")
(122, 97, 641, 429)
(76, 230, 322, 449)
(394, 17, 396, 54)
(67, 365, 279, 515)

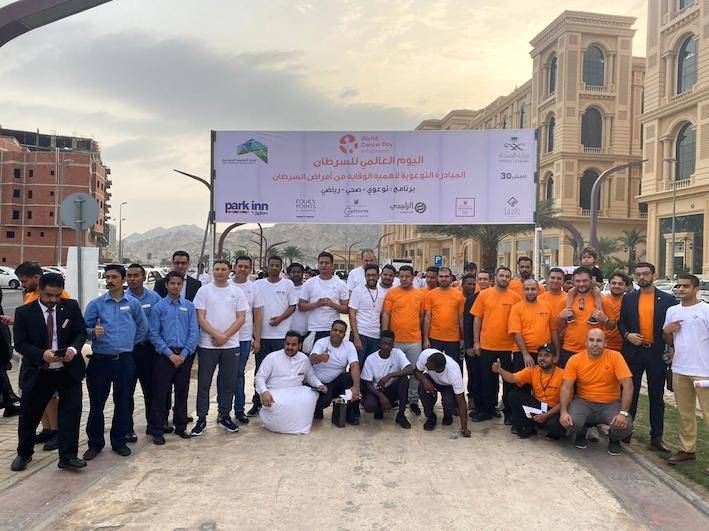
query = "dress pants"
(17, 369, 82, 461)
(86, 353, 135, 450)
(672, 373, 709, 453)
(507, 387, 564, 437)
(251, 338, 285, 408)
(627, 346, 666, 438)
(465, 353, 483, 411)
(149, 354, 194, 435)
(128, 341, 157, 433)
(429, 338, 462, 371)
(418, 380, 457, 418)
(316, 371, 358, 418)
(363, 377, 409, 415)
(479, 349, 510, 416)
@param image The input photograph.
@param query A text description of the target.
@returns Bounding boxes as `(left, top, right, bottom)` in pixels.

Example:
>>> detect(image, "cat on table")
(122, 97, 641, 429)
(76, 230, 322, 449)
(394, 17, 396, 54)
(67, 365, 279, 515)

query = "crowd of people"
(0, 247, 707, 478)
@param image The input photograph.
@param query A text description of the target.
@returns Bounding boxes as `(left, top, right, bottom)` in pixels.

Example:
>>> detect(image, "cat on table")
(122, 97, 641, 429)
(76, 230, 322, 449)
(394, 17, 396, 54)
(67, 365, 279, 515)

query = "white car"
(0, 266, 20, 289)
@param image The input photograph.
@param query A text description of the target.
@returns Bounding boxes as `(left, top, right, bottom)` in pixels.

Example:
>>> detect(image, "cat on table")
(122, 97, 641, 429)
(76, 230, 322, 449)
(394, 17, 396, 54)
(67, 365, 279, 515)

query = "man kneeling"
(255, 331, 327, 434)
(415, 349, 470, 437)
(492, 344, 565, 439)
(361, 331, 413, 429)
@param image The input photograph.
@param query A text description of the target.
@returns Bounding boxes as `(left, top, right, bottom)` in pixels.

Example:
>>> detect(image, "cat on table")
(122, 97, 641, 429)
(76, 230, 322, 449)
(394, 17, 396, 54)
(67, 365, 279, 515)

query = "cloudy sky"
(0, 0, 646, 233)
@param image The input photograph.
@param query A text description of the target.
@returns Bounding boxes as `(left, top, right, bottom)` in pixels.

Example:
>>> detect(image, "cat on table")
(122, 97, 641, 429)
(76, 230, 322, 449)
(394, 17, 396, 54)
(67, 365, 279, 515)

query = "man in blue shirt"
(83, 264, 148, 460)
(148, 271, 199, 445)
(125, 263, 162, 443)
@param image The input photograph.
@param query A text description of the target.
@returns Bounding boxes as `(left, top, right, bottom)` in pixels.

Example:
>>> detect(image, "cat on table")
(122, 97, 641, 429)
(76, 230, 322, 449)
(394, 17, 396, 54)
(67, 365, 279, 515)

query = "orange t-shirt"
(539, 290, 567, 321)
(563, 348, 632, 403)
(638, 291, 655, 344)
(508, 299, 556, 353)
(424, 288, 465, 341)
(23, 289, 71, 304)
(603, 294, 624, 351)
(509, 278, 546, 298)
(562, 294, 613, 353)
(383, 287, 425, 343)
(471, 288, 522, 350)
(514, 366, 564, 407)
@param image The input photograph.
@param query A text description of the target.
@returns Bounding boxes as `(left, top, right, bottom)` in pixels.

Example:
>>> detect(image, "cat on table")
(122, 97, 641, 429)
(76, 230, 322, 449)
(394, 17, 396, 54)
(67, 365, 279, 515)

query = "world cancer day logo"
(236, 138, 268, 163)
(338, 134, 358, 154)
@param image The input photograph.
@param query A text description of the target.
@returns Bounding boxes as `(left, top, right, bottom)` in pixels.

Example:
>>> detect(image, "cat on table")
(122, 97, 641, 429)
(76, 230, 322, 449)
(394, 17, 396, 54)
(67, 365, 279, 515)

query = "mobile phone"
(53, 348, 68, 358)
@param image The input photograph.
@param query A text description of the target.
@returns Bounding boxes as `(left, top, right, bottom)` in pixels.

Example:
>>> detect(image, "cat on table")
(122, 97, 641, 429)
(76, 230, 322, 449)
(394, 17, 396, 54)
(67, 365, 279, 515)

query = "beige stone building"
(381, 11, 647, 274)
(640, 0, 709, 277)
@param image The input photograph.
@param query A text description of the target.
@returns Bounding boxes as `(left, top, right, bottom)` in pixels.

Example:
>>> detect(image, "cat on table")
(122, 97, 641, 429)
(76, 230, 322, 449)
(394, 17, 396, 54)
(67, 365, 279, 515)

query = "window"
(50, 170, 55, 176)
(49, 211, 54, 217)
(27, 211, 32, 220)
(26, 232, 31, 237)
(6, 231, 15, 239)
(519, 104, 527, 128)
(502, 115, 509, 129)
(679, 0, 695, 9)
(675, 122, 696, 181)
(12, 210, 20, 220)
(579, 169, 600, 210)
(583, 45, 605, 87)
(548, 55, 557, 94)
(27, 190, 33, 199)
(546, 177, 554, 200)
(677, 36, 698, 94)
(13, 168, 21, 179)
(50, 191, 55, 196)
(581, 107, 603, 148)
(28, 169, 34, 177)
(547, 117, 556, 152)
(12, 189, 20, 198)
(40, 231, 45, 237)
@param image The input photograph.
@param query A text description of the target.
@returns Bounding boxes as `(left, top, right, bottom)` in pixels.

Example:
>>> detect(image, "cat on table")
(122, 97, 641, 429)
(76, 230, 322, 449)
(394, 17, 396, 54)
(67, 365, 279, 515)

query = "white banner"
(213, 130, 536, 224)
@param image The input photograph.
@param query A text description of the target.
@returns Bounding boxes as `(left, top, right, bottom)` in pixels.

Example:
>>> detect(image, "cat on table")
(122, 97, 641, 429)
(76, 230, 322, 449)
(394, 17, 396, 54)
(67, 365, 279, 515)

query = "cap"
(538, 343, 553, 353)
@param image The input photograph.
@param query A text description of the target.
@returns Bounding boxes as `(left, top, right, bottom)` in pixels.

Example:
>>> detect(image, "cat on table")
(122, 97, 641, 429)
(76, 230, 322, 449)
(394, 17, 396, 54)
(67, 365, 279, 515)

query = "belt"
(641, 343, 653, 350)
(90, 352, 131, 360)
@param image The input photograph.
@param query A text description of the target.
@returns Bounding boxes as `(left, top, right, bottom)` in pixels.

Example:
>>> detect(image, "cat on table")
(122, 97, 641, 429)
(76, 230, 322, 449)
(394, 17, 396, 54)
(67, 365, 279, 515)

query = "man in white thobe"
(255, 331, 327, 434)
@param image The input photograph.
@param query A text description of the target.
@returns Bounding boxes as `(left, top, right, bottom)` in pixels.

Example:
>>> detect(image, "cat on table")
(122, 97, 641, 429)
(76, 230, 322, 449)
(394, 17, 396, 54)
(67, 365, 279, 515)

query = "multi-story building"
(0, 128, 111, 266)
(382, 11, 647, 274)
(640, 0, 709, 277)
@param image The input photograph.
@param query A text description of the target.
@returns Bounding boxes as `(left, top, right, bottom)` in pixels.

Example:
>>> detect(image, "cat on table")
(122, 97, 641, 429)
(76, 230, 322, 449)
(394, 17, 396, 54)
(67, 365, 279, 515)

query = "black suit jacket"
(154, 275, 201, 302)
(619, 288, 677, 359)
(0, 289, 11, 366)
(12, 299, 87, 389)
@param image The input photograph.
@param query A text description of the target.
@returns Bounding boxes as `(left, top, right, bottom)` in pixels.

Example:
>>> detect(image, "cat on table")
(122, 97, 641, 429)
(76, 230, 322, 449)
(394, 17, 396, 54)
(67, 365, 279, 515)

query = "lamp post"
(56, 156, 73, 266)
(663, 157, 678, 279)
(117, 201, 126, 263)
(346, 240, 361, 273)
(173, 169, 213, 271)
(376, 232, 394, 263)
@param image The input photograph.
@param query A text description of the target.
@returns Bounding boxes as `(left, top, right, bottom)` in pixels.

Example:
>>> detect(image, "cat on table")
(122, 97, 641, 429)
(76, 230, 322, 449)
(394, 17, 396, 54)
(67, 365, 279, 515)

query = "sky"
(0, 0, 646, 234)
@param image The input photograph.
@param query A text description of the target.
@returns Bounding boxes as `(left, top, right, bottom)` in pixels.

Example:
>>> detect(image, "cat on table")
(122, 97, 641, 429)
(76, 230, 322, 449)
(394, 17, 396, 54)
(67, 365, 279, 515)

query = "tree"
(595, 236, 623, 278)
(617, 228, 646, 272)
(282, 245, 304, 265)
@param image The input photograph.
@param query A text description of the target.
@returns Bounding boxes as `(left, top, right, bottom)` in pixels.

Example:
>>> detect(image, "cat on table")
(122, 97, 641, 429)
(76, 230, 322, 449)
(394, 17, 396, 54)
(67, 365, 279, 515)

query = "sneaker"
(409, 403, 422, 416)
(566, 315, 576, 324)
(219, 417, 239, 433)
(82, 447, 100, 461)
(246, 404, 261, 417)
(152, 435, 166, 445)
(162, 424, 175, 435)
(575, 433, 588, 449)
(587, 426, 600, 442)
(608, 439, 622, 456)
(423, 414, 437, 431)
(396, 413, 411, 429)
(442, 414, 453, 426)
(374, 411, 384, 420)
(175, 430, 191, 439)
(191, 418, 207, 436)
(113, 445, 131, 457)
(503, 415, 513, 426)
(587, 316, 599, 325)
(510, 425, 519, 435)
(235, 411, 249, 424)
(126, 431, 138, 443)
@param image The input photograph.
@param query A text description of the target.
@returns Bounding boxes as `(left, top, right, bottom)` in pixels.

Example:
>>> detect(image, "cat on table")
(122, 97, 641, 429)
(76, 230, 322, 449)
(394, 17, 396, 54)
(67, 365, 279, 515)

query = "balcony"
(662, 2, 698, 29)
(580, 83, 614, 95)
(579, 208, 602, 217)
(670, 87, 694, 103)
(663, 176, 694, 191)
(582, 146, 605, 154)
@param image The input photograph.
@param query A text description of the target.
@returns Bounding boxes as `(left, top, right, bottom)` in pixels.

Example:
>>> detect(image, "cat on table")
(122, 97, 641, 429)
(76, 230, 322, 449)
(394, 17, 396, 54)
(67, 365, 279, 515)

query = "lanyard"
(367, 287, 379, 307)
(538, 369, 555, 399)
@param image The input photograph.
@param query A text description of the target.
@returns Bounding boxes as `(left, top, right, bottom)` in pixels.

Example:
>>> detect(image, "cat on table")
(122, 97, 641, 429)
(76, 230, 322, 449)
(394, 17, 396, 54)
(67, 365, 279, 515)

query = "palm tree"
(618, 228, 646, 272)
(595, 236, 623, 277)
(282, 245, 304, 266)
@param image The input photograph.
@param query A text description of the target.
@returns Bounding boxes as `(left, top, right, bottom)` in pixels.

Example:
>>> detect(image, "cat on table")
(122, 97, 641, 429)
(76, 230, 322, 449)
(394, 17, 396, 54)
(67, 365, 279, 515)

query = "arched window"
(677, 36, 698, 94)
(675, 122, 696, 181)
(548, 55, 557, 94)
(502, 115, 509, 129)
(579, 169, 600, 210)
(581, 107, 603, 148)
(519, 104, 527, 128)
(546, 176, 554, 200)
(679, 0, 695, 9)
(546, 117, 555, 152)
(583, 45, 605, 86)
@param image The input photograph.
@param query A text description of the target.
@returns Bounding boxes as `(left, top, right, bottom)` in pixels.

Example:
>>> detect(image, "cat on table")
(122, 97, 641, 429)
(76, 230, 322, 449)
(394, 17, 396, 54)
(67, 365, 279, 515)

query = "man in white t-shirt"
(347, 248, 377, 293)
(361, 330, 413, 429)
(415, 349, 470, 437)
(287, 262, 309, 343)
(349, 264, 386, 366)
(299, 252, 349, 342)
(248, 255, 298, 416)
(663, 274, 709, 469)
(191, 259, 248, 437)
(309, 320, 361, 424)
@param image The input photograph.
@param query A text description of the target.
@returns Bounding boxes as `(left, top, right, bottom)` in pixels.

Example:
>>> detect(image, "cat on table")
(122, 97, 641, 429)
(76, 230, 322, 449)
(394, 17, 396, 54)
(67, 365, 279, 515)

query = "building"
(381, 11, 647, 274)
(640, 0, 708, 277)
(0, 128, 111, 266)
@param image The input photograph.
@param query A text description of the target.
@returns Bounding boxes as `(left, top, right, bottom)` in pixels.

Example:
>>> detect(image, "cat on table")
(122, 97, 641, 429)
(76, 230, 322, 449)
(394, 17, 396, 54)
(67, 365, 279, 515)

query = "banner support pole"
(533, 127, 541, 279)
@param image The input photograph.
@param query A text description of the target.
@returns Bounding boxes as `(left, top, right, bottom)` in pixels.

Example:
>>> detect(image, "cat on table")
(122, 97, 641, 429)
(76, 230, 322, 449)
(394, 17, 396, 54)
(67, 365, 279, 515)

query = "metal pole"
(75, 195, 84, 309)
(55, 148, 60, 266)
(671, 180, 677, 280)
(533, 127, 541, 278)
(347, 240, 361, 273)
(199, 211, 210, 265)
(376, 232, 394, 264)
(210, 132, 216, 274)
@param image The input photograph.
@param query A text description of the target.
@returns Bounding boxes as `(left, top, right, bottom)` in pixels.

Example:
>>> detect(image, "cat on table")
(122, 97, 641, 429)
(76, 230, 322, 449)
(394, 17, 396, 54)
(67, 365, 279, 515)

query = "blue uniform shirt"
(84, 292, 148, 354)
(149, 296, 199, 357)
(126, 287, 161, 342)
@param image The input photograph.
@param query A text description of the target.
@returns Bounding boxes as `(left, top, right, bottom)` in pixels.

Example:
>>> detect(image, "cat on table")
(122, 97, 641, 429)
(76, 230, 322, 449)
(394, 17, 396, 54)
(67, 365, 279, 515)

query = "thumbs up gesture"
(491, 358, 501, 373)
(94, 317, 105, 337)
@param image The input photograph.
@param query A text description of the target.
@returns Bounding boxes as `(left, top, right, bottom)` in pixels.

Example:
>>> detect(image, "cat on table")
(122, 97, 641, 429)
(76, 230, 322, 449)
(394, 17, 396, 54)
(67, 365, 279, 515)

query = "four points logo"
(237, 138, 268, 163)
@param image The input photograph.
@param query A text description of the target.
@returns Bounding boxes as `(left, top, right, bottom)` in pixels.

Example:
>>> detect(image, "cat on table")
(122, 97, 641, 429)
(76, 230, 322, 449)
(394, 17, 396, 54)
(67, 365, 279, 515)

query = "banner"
(213, 130, 536, 224)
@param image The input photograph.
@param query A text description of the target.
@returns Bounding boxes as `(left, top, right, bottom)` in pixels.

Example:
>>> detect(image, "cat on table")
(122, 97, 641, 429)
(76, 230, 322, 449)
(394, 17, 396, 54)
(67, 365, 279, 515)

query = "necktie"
(46, 307, 54, 349)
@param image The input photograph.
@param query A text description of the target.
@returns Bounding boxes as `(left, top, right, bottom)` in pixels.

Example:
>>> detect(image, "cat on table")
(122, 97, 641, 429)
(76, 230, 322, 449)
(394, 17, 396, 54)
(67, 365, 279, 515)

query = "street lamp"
(55, 157, 73, 266)
(117, 201, 126, 263)
(376, 232, 394, 263)
(173, 169, 213, 270)
(347, 240, 361, 273)
(664, 157, 678, 279)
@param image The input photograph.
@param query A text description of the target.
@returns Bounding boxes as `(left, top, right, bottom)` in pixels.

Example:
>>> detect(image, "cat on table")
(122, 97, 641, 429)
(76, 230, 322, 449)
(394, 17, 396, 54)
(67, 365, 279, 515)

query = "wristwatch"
(619, 410, 629, 417)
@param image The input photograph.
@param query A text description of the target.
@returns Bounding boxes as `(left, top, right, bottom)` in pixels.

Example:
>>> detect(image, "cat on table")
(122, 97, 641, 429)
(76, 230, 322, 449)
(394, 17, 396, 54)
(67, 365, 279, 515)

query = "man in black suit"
(0, 289, 20, 417)
(154, 250, 201, 302)
(10, 273, 87, 471)
(619, 262, 677, 452)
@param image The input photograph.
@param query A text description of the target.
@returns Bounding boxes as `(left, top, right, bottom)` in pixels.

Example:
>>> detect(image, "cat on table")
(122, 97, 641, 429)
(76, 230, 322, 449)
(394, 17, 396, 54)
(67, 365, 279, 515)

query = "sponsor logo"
(338, 134, 358, 154)
(498, 135, 531, 164)
(295, 198, 316, 219)
(414, 201, 426, 214)
(390, 201, 427, 215)
(225, 200, 269, 215)
(504, 195, 521, 217)
(503, 136, 526, 151)
(344, 206, 369, 217)
(507, 196, 519, 207)
(236, 138, 268, 163)
(456, 197, 475, 217)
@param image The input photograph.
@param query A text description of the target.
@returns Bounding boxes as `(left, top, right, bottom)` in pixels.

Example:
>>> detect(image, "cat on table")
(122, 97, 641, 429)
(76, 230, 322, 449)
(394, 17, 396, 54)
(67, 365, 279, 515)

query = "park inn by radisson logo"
(225, 200, 269, 215)
(236, 138, 268, 163)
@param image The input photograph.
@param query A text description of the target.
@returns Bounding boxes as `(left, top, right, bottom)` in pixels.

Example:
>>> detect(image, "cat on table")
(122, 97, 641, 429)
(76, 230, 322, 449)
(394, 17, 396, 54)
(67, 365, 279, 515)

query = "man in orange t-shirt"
(560, 329, 634, 455)
(423, 267, 465, 370)
(508, 256, 546, 298)
(492, 344, 565, 439)
(471, 266, 522, 422)
(539, 267, 567, 324)
(508, 279, 560, 364)
(382, 265, 425, 415)
(602, 271, 630, 351)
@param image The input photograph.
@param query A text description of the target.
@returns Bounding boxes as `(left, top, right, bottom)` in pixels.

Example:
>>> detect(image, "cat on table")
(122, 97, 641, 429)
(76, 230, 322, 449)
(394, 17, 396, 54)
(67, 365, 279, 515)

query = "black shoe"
(492, 410, 502, 418)
(58, 458, 86, 471)
(152, 435, 166, 445)
(191, 418, 207, 436)
(162, 424, 174, 435)
(126, 431, 138, 443)
(235, 411, 249, 424)
(83, 447, 101, 461)
(472, 412, 493, 423)
(587, 316, 599, 325)
(545, 433, 562, 441)
(219, 417, 240, 433)
(503, 415, 513, 426)
(186, 415, 194, 423)
(396, 413, 411, 429)
(10, 455, 31, 471)
(423, 414, 437, 431)
(175, 430, 191, 439)
(452, 408, 459, 417)
(517, 431, 533, 439)
(2, 403, 20, 417)
(246, 404, 261, 417)
(575, 433, 588, 449)
(42, 434, 59, 452)
(409, 403, 421, 416)
(442, 414, 453, 426)
(113, 445, 131, 457)
(566, 315, 576, 324)
(510, 425, 519, 435)
(608, 439, 623, 456)
(374, 411, 384, 420)
(34, 428, 55, 444)
(313, 409, 324, 420)
(346, 415, 360, 426)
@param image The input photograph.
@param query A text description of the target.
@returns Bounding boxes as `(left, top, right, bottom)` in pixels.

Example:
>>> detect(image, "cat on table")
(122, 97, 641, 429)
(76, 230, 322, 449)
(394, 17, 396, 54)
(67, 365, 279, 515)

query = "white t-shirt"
(198, 273, 210, 285)
(232, 278, 264, 342)
(361, 348, 411, 387)
(290, 283, 308, 334)
(193, 282, 249, 349)
(346, 266, 366, 291)
(416, 348, 465, 394)
(255, 277, 298, 339)
(664, 301, 709, 377)
(299, 275, 349, 332)
(349, 284, 386, 339)
(310, 337, 359, 384)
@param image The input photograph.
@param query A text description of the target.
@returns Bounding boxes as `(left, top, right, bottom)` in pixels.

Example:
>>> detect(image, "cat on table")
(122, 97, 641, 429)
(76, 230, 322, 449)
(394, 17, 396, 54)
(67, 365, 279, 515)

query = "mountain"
(122, 224, 203, 245)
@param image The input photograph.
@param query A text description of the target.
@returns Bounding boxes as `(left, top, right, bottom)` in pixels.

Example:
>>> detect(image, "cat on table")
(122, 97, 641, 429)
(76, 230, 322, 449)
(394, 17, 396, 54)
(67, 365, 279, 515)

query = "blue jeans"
(216, 340, 251, 414)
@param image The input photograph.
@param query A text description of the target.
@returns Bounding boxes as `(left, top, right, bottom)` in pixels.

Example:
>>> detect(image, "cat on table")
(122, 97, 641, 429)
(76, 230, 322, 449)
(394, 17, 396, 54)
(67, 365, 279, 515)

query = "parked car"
(42, 266, 66, 277)
(0, 266, 20, 289)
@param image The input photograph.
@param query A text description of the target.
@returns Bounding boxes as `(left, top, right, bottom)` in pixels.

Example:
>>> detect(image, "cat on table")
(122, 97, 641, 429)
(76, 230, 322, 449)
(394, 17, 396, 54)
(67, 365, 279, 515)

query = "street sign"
(434, 255, 443, 267)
